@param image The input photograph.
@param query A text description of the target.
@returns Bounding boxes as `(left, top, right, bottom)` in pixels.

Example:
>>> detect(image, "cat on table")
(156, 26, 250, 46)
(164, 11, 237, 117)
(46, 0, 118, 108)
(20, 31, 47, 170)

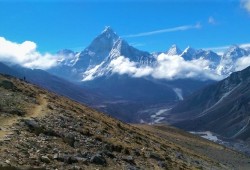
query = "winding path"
(0, 94, 48, 140)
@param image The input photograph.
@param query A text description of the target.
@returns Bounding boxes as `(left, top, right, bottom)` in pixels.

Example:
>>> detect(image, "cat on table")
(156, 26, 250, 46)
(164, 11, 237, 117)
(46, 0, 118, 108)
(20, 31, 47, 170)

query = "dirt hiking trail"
(0, 94, 48, 140)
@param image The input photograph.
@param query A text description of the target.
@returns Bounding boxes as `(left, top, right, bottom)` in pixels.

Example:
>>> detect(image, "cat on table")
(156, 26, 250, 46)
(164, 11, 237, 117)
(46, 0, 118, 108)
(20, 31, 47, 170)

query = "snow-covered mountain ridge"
(51, 27, 250, 82)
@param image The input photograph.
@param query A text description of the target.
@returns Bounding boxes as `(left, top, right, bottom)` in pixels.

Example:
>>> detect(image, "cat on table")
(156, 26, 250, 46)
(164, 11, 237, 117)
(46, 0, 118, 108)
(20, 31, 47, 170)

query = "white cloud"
(108, 54, 222, 81)
(109, 56, 153, 77)
(208, 16, 216, 24)
(235, 56, 250, 71)
(0, 37, 59, 69)
(241, 0, 250, 13)
(152, 54, 221, 80)
(239, 43, 250, 48)
(123, 23, 201, 38)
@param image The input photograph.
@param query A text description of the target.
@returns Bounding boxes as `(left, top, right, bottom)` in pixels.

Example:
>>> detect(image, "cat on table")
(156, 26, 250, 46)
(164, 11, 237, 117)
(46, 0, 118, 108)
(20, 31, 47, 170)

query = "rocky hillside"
(0, 74, 249, 170)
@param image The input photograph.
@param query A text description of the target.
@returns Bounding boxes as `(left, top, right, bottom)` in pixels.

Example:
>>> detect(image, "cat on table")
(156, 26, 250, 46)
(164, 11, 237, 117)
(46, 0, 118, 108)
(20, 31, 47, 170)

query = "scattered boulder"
(67, 156, 78, 164)
(132, 149, 140, 156)
(79, 151, 91, 158)
(126, 165, 139, 170)
(62, 134, 76, 147)
(123, 148, 130, 155)
(149, 152, 164, 161)
(53, 153, 65, 162)
(10, 110, 26, 116)
(75, 157, 88, 164)
(24, 119, 44, 135)
(122, 156, 135, 165)
(176, 152, 184, 159)
(158, 161, 167, 168)
(43, 128, 60, 137)
(40, 155, 50, 164)
(112, 144, 123, 153)
(5, 160, 11, 165)
(90, 154, 106, 165)
(102, 150, 115, 158)
(53, 153, 78, 164)
(24, 120, 39, 128)
(103, 143, 113, 152)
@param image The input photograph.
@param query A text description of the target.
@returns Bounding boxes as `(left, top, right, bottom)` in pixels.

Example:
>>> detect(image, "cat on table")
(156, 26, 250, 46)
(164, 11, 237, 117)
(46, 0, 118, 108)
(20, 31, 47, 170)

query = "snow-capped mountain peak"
(217, 45, 249, 76)
(223, 45, 248, 59)
(181, 46, 197, 60)
(65, 27, 156, 81)
(183, 46, 196, 54)
(87, 26, 119, 51)
(101, 26, 119, 40)
(72, 27, 120, 69)
(195, 50, 221, 63)
(166, 44, 182, 56)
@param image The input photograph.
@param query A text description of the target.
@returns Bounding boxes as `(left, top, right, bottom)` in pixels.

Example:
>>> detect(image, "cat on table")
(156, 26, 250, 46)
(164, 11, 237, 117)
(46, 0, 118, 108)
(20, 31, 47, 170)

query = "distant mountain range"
(45, 27, 250, 122)
(49, 27, 250, 82)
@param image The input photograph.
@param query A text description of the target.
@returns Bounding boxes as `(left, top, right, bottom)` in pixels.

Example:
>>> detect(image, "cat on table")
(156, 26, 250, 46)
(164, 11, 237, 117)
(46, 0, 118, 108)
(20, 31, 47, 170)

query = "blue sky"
(0, 0, 250, 53)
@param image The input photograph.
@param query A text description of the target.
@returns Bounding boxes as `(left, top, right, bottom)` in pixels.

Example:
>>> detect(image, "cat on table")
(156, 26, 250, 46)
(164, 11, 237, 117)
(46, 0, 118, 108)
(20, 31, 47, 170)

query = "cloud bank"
(107, 48, 250, 81)
(109, 54, 222, 81)
(109, 56, 153, 78)
(235, 56, 250, 71)
(0, 37, 59, 70)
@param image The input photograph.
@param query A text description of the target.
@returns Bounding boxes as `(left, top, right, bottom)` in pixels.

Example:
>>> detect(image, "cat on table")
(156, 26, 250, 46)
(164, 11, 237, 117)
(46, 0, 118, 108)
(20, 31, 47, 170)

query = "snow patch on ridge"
(190, 131, 220, 142)
(173, 88, 184, 100)
(82, 62, 105, 81)
(150, 108, 172, 124)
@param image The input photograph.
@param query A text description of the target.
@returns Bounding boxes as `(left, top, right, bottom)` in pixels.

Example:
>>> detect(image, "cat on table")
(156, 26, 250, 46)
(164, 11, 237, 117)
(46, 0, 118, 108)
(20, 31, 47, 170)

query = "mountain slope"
(0, 74, 249, 169)
(170, 66, 250, 140)
(0, 62, 103, 106)
(136, 124, 250, 169)
(0, 62, 21, 78)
